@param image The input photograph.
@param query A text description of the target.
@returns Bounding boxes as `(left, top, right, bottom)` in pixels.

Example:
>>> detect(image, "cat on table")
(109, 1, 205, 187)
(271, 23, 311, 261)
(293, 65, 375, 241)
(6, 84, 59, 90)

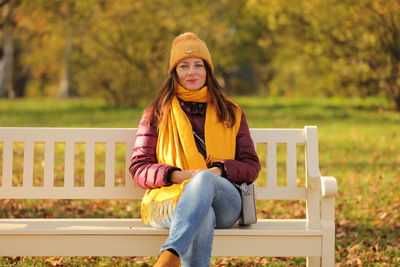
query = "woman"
(130, 32, 260, 267)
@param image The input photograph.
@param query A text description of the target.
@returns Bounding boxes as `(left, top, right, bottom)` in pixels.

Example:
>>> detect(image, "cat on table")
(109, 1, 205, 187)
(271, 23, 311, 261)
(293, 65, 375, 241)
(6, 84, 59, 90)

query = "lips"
(187, 79, 198, 83)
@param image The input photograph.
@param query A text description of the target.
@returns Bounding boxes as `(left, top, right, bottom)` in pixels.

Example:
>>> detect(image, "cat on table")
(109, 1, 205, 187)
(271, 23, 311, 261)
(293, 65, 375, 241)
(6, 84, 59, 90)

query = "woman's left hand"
(207, 166, 222, 176)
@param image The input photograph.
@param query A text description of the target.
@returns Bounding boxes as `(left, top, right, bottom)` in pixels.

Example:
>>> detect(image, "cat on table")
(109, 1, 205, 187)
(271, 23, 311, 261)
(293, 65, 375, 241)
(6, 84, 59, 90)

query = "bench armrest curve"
(321, 176, 337, 198)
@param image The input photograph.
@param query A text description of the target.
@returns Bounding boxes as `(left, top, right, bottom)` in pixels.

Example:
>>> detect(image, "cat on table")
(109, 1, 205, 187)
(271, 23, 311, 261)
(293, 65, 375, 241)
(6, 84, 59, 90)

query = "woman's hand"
(170, 166, 222, 184)
(207, 166, 222, 176)
(170, 170, 199, 184)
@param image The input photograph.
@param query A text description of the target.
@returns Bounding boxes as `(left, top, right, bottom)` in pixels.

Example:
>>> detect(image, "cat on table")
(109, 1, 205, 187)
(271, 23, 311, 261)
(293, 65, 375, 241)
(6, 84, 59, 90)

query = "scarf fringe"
(141, 196, 179, 224)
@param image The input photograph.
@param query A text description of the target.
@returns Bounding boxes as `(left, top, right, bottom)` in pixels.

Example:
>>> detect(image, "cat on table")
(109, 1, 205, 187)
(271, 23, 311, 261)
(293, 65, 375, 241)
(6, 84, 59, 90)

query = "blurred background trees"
(1, 0, 399, 110)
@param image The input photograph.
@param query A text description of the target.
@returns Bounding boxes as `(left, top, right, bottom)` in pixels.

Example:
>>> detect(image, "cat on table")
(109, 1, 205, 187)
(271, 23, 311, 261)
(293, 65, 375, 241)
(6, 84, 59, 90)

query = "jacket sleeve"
(216, 112, 261, 184)
(129, 112, 180, 189)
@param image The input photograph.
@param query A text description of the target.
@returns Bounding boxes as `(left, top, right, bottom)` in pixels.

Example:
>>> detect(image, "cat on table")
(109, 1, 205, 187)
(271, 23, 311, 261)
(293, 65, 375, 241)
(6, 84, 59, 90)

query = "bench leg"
(321, 196, 336, 267)
(321, 228, 336, 267)
(307, 257, 321, 267)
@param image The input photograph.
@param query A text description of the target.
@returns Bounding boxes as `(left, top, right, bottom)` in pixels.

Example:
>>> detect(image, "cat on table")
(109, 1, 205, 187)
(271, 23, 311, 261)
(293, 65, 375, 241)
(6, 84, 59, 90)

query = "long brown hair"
(146, 62, 238, 128)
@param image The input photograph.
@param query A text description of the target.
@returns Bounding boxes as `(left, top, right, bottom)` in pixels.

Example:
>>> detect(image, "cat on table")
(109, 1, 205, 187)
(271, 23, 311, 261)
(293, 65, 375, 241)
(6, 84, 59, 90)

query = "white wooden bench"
(0, 126, 337, 266)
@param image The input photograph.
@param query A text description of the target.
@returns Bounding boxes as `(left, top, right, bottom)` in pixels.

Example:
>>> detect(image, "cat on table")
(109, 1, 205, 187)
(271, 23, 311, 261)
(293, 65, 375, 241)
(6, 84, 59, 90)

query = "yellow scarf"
(140, 85, 242, 224)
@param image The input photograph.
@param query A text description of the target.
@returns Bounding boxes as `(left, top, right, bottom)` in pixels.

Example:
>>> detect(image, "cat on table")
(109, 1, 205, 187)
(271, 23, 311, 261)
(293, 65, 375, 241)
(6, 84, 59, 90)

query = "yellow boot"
(154, 250, 180, 267)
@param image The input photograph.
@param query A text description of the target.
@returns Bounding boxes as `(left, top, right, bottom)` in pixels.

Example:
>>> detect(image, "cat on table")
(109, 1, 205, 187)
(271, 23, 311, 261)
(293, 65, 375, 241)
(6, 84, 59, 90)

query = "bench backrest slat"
(44, 141, 55, 188)
(286, 142, 297, 188)
(267, 142, 277, 187)
(105, 141, 116, 188)
(125, 141, 135, 187)
(84, 141, 95, 188)
(64, 141, 75, 188)
(2, 140, 13, 188)
(0, 127, 319, 201)
(22, 141, 34, 188)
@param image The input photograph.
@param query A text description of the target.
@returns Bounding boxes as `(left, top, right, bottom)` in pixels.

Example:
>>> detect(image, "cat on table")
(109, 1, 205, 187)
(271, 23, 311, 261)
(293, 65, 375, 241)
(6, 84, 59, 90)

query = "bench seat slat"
(0, 235, 322, 257)
(0, 219, 322, 236)
(0, 218, 311, 228)
(0, 219, 323, 257)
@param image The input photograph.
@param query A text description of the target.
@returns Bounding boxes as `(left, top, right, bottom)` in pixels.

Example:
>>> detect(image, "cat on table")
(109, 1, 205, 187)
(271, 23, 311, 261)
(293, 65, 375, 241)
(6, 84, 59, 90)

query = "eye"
(178, 65, 189, 69)
(195, 64, 204, 68)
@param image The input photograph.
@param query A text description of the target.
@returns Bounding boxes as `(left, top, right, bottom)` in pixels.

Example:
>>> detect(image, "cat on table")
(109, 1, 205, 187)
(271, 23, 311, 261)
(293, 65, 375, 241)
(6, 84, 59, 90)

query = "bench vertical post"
(321, 196, 336, 266)
(305, 126, 321, 229)
(305, 126, 322, 266)
(321, 176, 338, 267)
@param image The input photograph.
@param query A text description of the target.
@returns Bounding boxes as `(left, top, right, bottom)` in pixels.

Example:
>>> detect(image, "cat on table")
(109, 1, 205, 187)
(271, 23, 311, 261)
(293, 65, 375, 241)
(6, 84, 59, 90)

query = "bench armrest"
(320, 176, 338, 198)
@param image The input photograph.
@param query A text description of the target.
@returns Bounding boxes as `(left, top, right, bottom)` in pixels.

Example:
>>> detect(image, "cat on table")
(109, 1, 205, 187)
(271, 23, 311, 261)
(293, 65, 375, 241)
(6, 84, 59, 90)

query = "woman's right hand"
(170, 169, 202, 184)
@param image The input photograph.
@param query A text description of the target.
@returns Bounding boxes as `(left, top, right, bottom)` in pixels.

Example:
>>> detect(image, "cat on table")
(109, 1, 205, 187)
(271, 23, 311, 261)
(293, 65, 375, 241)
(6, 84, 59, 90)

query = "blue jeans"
(149, 170, 242, 267)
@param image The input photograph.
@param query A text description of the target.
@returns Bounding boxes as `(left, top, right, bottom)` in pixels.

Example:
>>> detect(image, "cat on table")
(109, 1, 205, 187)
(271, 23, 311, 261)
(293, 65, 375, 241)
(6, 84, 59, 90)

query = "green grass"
(0, 96, 399, 266)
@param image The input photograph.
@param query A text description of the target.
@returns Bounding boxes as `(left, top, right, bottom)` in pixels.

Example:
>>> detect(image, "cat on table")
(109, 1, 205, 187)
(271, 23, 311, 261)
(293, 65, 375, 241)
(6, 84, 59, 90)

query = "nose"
(188, 66, 196, 75)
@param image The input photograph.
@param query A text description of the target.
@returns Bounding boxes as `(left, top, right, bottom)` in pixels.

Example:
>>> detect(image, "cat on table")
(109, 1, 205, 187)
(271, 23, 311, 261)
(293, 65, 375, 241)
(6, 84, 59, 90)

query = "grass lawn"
(0, 96, 399, 266)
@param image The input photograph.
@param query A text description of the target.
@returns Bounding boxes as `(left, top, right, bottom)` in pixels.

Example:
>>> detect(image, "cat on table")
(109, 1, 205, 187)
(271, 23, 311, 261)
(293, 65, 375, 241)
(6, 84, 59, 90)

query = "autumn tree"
(2, 0, 400, 110)
(366, 0, 400, 110)
(271, 0, 400, 109)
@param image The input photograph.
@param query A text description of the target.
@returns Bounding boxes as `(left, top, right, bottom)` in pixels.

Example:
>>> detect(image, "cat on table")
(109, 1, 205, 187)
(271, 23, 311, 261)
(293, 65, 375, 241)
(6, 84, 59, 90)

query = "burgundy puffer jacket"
(129, 100, 260, 189)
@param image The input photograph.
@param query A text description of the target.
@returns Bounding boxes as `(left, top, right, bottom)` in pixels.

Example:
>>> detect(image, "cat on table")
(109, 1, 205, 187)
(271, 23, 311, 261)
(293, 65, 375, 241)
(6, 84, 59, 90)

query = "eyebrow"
(179, 60, 204, 64)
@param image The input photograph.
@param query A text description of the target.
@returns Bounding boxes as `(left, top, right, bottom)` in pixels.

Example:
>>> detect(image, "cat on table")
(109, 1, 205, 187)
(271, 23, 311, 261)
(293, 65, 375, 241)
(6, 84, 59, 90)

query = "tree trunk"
(0, 26, 15, 98)
(58, 35, 73, 98)
(395, 94, 400, 112)
(388, 61, 400, 111)
(0, 59, 5, 97)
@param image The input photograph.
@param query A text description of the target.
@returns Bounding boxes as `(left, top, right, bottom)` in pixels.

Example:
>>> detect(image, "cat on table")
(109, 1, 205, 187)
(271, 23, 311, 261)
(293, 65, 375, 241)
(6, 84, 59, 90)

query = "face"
(175, 58, 207, 91)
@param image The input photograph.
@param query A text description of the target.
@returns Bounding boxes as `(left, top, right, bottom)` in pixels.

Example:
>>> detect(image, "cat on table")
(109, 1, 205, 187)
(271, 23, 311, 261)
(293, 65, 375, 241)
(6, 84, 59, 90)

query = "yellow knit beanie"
(168, 32, 214, 74)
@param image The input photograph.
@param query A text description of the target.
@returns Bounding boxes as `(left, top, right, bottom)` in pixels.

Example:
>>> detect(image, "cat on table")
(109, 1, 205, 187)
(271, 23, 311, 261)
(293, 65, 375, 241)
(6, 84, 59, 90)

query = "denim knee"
(185, 170, 218, 193)
(190, 170, 217, 186)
